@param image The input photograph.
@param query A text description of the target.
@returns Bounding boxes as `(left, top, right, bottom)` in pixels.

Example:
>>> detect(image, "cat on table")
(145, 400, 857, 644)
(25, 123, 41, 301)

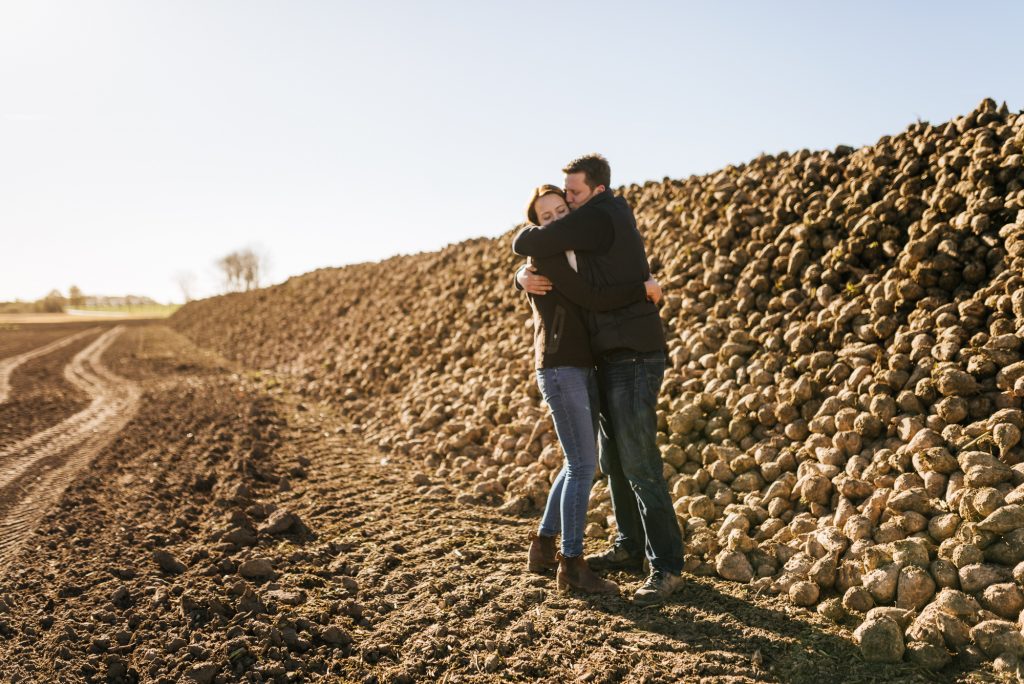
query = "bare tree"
(174, 271, 198, 302)
(216, 252, 242, 292)
(216, 248, 265, 293)
(238, 249, 260, 291)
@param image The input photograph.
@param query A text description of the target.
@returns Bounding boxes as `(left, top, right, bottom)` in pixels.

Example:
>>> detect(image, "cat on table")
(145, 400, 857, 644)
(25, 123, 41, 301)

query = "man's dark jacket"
(512, 190, 667, 357)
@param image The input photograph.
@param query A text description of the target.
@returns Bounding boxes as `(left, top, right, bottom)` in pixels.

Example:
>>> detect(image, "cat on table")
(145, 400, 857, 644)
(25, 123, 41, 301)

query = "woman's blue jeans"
(536, 366, 600, 558)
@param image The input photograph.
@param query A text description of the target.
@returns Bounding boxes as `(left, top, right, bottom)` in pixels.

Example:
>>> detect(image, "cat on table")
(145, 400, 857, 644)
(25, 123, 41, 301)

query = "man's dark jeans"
(596, 350, 684, 575)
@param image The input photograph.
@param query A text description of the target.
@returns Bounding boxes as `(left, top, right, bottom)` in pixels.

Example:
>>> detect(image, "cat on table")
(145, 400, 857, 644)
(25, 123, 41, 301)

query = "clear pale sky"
(2, 1, 1022, 303)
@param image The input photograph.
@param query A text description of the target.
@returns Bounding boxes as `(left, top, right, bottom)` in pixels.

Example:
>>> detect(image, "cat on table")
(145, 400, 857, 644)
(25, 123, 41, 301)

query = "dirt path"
(0, 327, 96, 403)
(0, 326, 140, 566)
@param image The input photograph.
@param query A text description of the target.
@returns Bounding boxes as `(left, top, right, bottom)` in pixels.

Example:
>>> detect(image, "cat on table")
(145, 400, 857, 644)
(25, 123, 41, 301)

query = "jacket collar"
(586, 189, 614, 206)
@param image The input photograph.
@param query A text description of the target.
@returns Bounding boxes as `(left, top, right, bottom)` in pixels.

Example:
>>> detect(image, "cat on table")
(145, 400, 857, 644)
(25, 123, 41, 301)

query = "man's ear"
(595, 185, 607, 194)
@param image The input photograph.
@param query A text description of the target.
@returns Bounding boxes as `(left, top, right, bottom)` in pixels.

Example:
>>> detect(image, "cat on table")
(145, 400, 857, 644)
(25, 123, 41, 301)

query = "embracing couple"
(513, 154, 685, 606)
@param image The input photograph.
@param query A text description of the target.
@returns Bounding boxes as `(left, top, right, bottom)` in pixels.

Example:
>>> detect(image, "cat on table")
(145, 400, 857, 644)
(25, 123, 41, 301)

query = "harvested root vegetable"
(171, 97, 1024, 669)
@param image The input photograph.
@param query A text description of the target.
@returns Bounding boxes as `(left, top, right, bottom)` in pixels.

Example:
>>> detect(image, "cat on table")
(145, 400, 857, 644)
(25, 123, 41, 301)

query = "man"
(512, 154, 685, 606)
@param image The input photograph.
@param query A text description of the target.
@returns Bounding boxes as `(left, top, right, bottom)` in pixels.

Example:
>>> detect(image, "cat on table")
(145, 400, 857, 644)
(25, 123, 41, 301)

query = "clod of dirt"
(320, 624, 353, 646)
(223, 526, 258, 547)
(265, 588, 305, 606)
(183, 661, 220, 684)
(257, 507, 303, 535)
(817, 597, 845, 622)
(104, 655, 131, 681)
(340, 576, 359, 595)
(905, 640, 952, 669)
(109, 584, 130, 608)
(152, 549, 186, 574)
(238, 557, 275, 579)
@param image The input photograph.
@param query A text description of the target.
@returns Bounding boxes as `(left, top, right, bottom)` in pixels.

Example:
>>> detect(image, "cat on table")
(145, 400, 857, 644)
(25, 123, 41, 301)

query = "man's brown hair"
(525, 184, 566, 224)
(562, 153, 611, 190)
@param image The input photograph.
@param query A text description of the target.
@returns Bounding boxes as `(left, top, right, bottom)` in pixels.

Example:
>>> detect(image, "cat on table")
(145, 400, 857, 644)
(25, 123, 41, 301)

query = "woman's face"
(534, 193, 569, 226)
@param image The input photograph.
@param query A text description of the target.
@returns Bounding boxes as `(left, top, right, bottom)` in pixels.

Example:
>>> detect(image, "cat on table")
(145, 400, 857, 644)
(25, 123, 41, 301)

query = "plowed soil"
(0, 322, 96, 360)
(0, 324, 1004, 682)
(0, 327, 101, 445)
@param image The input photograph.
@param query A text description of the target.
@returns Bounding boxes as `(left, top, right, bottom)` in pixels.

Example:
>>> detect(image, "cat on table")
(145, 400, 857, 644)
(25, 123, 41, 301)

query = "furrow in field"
(0, 326, 140, 568)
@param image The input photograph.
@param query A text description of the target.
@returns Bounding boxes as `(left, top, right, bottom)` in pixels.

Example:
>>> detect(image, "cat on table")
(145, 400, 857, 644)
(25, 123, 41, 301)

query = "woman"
(520, 184, 661, 594)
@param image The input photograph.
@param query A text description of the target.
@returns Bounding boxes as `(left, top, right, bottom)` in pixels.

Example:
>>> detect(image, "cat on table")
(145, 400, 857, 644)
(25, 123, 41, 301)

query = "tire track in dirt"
(0, 327, 97, 403)
(0, 326, 140, 568)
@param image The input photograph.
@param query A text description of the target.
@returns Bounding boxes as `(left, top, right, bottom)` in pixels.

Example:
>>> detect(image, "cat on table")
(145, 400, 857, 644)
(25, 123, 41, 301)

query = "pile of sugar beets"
(172, 98, 1024, 672)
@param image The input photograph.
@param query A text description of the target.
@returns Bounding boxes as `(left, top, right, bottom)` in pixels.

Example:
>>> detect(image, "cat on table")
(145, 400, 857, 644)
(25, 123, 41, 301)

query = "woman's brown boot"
(556, 552, 619, 594)
(527, 531, 558, 573)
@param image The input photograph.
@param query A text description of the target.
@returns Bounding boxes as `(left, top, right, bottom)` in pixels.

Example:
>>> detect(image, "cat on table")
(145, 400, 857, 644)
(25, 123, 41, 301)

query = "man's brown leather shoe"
(633, 568, 685, 606)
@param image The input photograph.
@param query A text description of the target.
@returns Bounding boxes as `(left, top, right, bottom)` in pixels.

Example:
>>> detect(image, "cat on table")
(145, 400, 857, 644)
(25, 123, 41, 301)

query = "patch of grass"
(70, 304, 180, 317)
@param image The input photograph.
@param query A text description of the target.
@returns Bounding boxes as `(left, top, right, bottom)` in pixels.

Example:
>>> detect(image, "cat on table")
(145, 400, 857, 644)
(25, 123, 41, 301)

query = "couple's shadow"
(570, 573, 971, 684)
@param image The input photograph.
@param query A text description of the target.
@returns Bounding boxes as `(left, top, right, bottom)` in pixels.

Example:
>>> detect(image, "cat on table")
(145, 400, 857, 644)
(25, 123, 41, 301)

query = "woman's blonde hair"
(525, 184, 566, 225)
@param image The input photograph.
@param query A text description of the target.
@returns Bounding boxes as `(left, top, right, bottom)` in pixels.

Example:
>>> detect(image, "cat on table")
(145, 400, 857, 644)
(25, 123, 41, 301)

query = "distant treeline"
(0, 288, 161, 314)
(0, 290, 69, 313)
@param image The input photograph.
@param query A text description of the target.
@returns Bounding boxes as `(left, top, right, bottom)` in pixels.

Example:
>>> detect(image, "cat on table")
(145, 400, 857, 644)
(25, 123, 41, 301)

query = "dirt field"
(0, 323, 1008, 682)
(0, 311, 174, 325)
